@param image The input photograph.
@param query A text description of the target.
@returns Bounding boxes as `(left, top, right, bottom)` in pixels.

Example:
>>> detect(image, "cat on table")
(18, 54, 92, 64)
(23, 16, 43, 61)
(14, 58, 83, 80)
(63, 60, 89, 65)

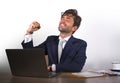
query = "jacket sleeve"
(21, 39, 48, 54)
(21, 40, 34, 48)
(56, 41, 87, 72)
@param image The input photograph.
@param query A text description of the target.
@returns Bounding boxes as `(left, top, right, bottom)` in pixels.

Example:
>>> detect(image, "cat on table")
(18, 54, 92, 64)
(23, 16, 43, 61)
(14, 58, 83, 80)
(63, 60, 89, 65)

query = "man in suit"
(22, 9, 87, 72)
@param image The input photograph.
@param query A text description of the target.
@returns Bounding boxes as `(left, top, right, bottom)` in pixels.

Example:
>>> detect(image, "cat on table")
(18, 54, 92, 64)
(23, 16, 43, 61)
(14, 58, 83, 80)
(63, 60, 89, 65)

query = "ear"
(72, 26, 78, 32)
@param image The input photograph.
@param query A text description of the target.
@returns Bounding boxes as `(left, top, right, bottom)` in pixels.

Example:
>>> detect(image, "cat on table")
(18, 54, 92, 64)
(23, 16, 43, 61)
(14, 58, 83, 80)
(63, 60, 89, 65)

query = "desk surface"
(0, 73, 120, 83)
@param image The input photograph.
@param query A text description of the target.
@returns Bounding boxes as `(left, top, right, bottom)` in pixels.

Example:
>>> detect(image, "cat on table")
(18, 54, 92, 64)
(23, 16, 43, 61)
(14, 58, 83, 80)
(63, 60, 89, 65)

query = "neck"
(59, 32, 72, 39)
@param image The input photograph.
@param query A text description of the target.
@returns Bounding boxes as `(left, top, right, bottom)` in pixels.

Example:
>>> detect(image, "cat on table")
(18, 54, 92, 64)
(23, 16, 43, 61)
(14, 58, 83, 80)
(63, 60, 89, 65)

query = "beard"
(58, 26, 71, 33)
(58, 22, 74, 34)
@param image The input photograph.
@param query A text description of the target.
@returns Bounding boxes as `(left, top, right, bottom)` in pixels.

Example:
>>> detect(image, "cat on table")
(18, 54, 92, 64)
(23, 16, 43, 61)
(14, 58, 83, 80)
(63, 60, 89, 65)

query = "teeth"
(60, 23, 64, 27)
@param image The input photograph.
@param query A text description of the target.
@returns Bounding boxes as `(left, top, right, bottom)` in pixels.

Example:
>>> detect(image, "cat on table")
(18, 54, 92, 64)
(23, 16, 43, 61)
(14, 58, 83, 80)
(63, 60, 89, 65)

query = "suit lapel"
(60, 36, 75, 63)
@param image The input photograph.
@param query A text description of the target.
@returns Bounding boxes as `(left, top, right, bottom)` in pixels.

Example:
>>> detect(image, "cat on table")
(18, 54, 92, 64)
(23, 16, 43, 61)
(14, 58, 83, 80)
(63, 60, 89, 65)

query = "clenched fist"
(26, 21, 41, 34)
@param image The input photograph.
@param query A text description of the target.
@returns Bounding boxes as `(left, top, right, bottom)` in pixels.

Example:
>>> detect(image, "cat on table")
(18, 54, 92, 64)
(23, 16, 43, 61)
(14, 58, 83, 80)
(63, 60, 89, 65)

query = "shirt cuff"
(51, 64, 56, 72)
(24, 34, 33, 43)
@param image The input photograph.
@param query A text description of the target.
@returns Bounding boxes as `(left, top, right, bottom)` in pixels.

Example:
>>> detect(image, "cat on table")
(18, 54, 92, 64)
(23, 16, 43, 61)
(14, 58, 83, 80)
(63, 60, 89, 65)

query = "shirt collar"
(59, 35, 71, 42)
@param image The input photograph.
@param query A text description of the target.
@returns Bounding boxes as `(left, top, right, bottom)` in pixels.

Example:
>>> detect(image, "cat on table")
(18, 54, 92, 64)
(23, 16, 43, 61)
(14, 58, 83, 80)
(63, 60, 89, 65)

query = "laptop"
(5, 48, 58, 78)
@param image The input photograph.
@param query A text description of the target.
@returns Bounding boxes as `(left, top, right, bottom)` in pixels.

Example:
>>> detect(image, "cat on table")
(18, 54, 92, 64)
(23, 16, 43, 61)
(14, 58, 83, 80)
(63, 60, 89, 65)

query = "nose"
(60, 18, 66, 23)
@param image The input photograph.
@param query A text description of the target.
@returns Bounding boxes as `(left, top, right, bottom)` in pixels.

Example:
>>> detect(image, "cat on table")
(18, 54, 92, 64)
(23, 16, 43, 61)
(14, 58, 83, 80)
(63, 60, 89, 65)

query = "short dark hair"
(61, 9, 82, 28)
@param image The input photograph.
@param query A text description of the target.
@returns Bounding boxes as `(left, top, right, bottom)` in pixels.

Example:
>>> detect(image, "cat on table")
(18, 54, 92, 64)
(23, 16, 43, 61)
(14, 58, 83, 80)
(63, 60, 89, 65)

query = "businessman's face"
(58, 14, 77, 34)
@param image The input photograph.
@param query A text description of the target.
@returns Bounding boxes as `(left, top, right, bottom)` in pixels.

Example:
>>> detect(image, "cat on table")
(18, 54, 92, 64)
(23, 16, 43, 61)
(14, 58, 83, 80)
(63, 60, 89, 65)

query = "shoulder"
(47, 35, 58, 39)
(72, 36, 87, 46)
(46, 35, 59, 41)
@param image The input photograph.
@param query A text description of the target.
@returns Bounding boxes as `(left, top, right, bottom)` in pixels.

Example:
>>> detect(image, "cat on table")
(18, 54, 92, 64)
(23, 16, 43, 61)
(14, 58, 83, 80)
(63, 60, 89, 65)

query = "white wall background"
(0, 0, 120, 72)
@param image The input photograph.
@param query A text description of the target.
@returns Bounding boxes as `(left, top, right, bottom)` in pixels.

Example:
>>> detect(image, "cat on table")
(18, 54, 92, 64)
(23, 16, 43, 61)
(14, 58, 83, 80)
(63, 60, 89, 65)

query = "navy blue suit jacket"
(21, 35, 87, 72)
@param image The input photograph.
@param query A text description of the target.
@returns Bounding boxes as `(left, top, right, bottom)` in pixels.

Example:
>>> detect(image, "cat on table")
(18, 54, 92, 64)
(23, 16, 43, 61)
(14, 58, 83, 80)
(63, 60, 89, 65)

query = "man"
(22, 9, 87, 72)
